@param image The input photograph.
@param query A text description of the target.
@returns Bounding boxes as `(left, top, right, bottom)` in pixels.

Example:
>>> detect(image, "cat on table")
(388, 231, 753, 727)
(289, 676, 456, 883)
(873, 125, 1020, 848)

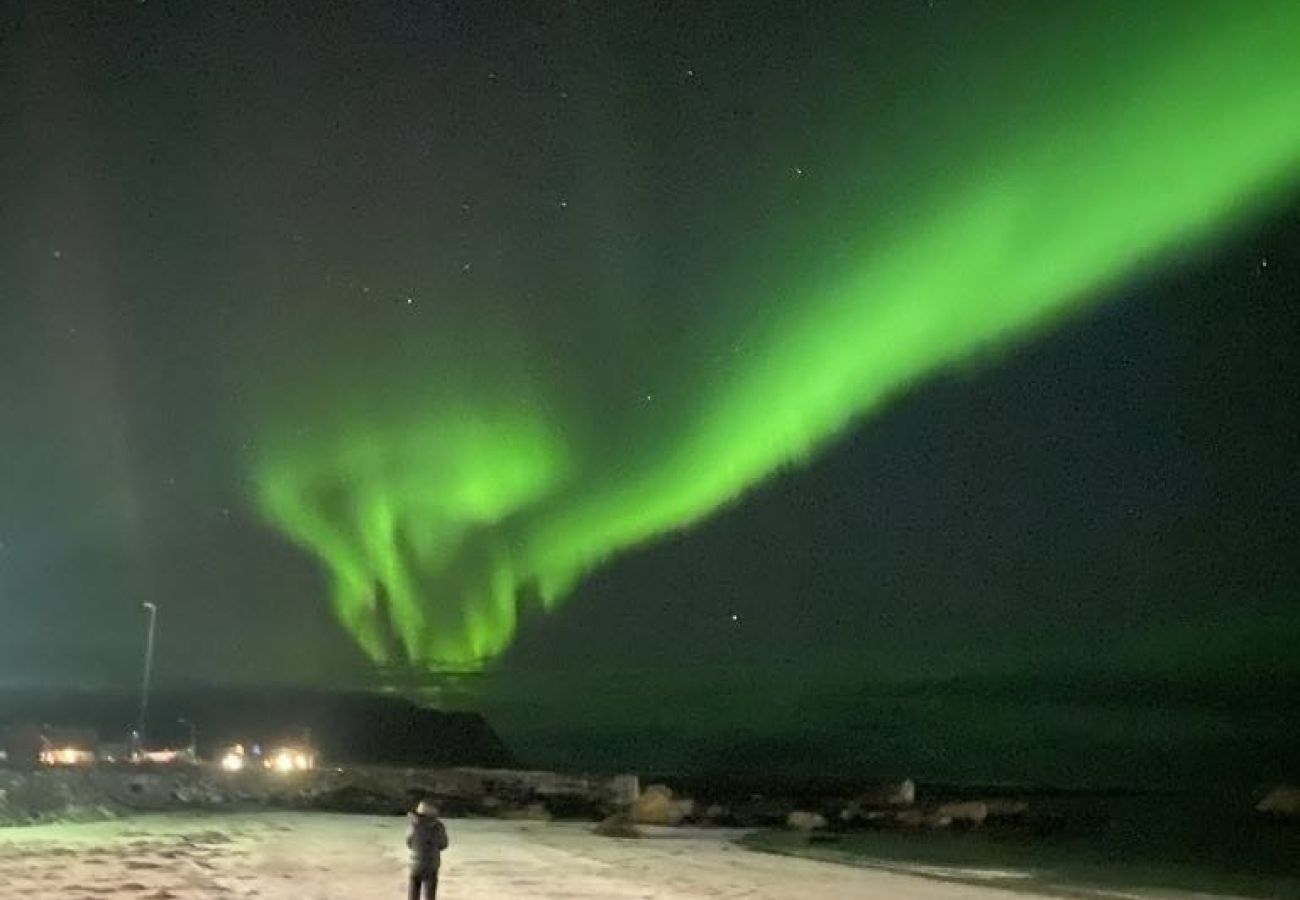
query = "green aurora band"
(251, 2, 1300, 671)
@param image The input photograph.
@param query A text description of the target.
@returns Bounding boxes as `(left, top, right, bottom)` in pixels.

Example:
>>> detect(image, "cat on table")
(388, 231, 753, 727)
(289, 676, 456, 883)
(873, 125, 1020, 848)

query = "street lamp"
(137, 602, 158, 755)
(179, 717, 198, 760)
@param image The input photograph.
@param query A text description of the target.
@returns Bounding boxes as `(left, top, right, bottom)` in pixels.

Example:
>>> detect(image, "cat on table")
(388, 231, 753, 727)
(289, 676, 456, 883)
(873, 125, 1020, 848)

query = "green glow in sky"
(252, 2, 1300, 670)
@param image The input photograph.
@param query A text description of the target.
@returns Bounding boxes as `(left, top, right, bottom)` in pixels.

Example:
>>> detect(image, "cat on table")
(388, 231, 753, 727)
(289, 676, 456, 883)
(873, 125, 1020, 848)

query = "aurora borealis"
(246, 0, 1300, 670)
(3, 0, 1300, 781)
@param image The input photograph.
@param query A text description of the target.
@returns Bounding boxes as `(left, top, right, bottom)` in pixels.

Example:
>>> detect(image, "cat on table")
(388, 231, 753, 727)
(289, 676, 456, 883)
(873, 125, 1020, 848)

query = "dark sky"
(1, 1, 1298, 782)
(492, 213, 1300, 782)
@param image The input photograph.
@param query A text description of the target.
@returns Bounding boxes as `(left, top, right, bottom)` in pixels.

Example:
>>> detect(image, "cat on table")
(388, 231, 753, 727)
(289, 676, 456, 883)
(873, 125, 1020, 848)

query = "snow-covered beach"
(0, 811, 1083, 900)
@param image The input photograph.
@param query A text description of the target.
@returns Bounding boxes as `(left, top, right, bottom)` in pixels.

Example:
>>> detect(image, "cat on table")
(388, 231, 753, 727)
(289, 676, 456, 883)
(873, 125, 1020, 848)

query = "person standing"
(406, 799, 449, 900)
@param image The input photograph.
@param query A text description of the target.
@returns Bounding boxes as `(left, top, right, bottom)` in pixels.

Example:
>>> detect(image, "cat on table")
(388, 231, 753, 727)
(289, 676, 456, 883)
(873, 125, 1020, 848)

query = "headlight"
(220, 752, 245, 772)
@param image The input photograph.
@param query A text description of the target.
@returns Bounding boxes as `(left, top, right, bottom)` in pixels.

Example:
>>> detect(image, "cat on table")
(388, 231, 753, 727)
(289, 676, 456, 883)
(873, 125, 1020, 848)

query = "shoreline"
(0, 810, 1126, 900)
(742, 818, 1300, 900)
(10, 785, 1300, 894)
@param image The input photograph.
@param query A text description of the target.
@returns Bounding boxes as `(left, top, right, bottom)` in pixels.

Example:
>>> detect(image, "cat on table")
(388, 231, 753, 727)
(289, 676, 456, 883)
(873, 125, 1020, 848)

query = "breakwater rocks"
(0, 768, 122, 825)
(0, 766, 640, 826)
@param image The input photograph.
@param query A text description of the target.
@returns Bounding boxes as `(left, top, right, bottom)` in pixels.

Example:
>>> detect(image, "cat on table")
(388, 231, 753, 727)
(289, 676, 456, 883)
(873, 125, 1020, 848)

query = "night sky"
(2, 1, 1298, 783)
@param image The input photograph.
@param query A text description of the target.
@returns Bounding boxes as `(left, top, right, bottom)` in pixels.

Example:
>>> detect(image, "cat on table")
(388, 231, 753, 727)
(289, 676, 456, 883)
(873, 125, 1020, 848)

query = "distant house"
(39, 726, 99, 766)
(1, 725, 98, 766)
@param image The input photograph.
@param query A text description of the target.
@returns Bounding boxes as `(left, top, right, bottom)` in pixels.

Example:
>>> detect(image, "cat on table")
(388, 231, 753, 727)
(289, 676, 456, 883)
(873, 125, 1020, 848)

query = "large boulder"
(840, 779, 916, 824)
(859, 779, 915, 807)
(1257, 785, 1300, 820)
(839, 806, 891, 826)
(786, 810, 828, 831)
(842, 775, 915, 811)
(628, 784, 693, 826)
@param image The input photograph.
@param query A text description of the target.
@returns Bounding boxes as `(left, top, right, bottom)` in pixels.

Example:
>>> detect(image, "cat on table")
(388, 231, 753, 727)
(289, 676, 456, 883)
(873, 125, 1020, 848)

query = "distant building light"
(219, 744, 247, 772)
(40, 747, 95, 767)
(139, 748, 184, 764)
(266, 746, 314, 773)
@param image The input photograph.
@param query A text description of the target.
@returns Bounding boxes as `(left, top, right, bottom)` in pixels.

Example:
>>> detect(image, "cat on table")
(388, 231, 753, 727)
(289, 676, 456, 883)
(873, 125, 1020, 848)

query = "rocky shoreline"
(0, 765, 635, 826)
(3, 766, 1295, 839)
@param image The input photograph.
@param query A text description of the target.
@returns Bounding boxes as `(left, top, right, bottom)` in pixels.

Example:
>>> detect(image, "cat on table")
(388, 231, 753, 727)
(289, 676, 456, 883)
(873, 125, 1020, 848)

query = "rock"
(1257, 785, 1300, 819)
(629, 784, 672, 823)
(840, 779, 916, 825)
(786, 811, 828, 831)
(856, 779, 915, 808)
(0, 770, 123, 826)
(935, 801, 988, 827)
(629, 784, 693, 826)
(840, 805, 889, 824)
(842, 780, 915, 821)
(593, 814, 643, 839)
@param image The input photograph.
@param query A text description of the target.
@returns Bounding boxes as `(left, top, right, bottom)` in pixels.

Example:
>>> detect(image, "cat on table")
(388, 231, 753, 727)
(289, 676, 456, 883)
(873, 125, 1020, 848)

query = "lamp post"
(137, 602, 158, 756)
(179, 717, 197, 760)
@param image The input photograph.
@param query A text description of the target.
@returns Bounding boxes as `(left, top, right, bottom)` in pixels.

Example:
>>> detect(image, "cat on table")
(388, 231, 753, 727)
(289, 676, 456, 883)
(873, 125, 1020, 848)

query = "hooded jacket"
(407, 812, 449, 871)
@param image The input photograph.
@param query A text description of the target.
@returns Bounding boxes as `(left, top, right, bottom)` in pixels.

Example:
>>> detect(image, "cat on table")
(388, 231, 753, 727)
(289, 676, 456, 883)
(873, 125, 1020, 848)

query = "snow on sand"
(0, 812, 1060, 899)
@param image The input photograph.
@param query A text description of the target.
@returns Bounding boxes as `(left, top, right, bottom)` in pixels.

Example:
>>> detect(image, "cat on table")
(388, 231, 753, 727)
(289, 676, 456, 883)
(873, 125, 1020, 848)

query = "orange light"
(265, 746, 314, 773)
(40, 747, 94, 766)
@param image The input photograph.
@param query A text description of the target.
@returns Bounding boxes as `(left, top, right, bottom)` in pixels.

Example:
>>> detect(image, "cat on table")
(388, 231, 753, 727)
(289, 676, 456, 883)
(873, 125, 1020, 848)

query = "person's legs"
(425, 869, 440, 900)
(408, 872, 422, 900)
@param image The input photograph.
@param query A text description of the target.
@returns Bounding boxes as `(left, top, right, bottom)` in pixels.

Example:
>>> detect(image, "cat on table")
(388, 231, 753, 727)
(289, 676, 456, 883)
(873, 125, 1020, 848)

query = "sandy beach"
(0, 811, 1093, 900)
